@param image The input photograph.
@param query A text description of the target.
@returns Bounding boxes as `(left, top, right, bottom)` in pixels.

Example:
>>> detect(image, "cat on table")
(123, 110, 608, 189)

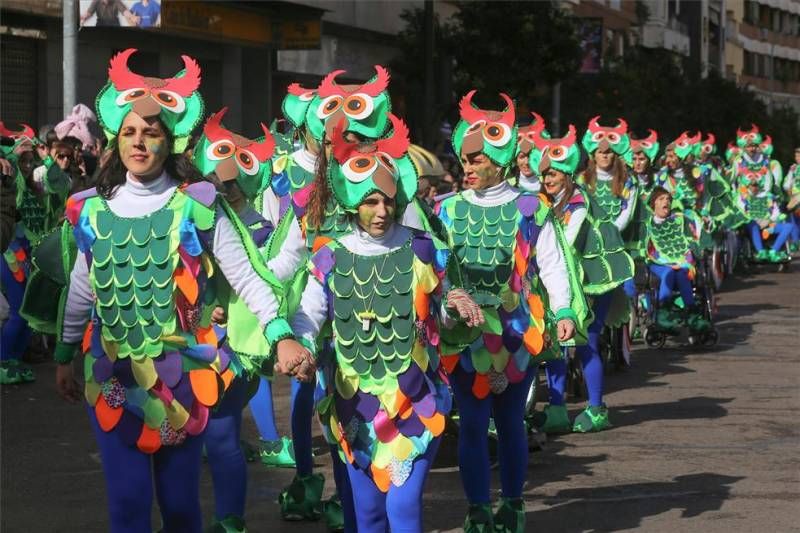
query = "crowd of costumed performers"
(0, 49, 798, 533)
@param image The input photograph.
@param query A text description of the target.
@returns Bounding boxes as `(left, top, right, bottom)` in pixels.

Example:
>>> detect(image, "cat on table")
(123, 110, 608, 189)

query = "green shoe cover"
(260, 436, 296, 468)
(321, 494, 344, 532)
(463, 504, 494, 533)
(537, 405, 571, 434)
(573, 405, 612, 433)
(493, 498, 525, 533)
(278, 473, 324, 521)
(0, 360, 35, 385)
(655, 308, 678, 331)
(687, 312, 710, 333)
(206, 515, 247, 533)
(488, 418, 498, 440)
(756, 249, 769, 261)
(768, 249, 788, 263)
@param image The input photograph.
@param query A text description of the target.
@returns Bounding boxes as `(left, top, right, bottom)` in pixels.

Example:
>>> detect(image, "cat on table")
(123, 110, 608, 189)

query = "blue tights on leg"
(575, 291, 614, 407)
(345, 438, 440, 533)
(88, 407, 204, 533)
(290, 378, 315, 476)
(1, 259, 31, 361)
(204, 376, 249, 521)
(650, 264, 694, 306)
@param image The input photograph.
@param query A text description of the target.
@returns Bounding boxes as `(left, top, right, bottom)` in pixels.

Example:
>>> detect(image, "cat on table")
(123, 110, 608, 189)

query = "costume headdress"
(724, 141, 740, 163)
(192, 107, 275, 199)
(534, 124, 580, 176)
(692, 132, 716, 158)
(668, 131, 701, 160)
(759, 134, 774, 158)
(581, 116, 630, 156)
(625, 129, 660, 165)
(95, 48, 204, 153)
(281, 83, 316, 129)
(735, 124, 762, 148)
(0, 122, 37, 159)
(452, 90, 517, 168)
(328, 114, 417, 211)
(305, 65, 392, 141)
(516, 112, 550, 156)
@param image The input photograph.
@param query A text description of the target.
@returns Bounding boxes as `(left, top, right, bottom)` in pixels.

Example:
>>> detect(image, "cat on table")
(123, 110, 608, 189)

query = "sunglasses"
(56, 153, 73, 160)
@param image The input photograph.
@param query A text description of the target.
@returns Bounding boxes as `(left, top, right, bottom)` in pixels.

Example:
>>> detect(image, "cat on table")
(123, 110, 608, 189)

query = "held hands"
(557, 319, 575, 342)
(275, 339, 316, 383)
(211, 306, 227, 325)
(55, 364, 82, 404)
(446, 288, 485, 328)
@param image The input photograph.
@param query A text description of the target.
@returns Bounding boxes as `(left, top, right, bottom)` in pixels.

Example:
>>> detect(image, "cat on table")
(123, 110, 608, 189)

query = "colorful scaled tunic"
(59, 178, 286, 453)
(645, 212, 702, 278)
(291, 226, 451, 491)
(435, 182, 582, 398)
(577, 168, 639, 253)
(694, 160, 749, 229)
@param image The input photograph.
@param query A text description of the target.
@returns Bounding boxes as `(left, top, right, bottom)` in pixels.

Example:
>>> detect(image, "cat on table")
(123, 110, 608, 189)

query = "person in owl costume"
(757, 134, 785, 204)
(0, 122, 70, 384)
(730, 125, 792, 262)
(621, 129, 660, 269)
(275, 115, 483, 533)
(436, 91, 585, 533)
(52, 48, 310, 533)
(531, 125, 633, 435)
(645, 187, 710, 333)
(190, 107, 283, 533)
(652, 131, 703, 214)
(782, 147, 800, 252)
(514, 111, 549, 193)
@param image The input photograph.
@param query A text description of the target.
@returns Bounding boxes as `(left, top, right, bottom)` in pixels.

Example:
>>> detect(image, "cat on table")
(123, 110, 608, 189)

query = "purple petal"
(182, 344, 217, 363)
(113, 358, 136, 388)
(517, 194, 539, 217)
(92, 356, 114, 383)
(154, 351, 183, 388)
(411, 233, 434, 264)
(334, 395, 357, 425)
(183, 181, 217, 207)
(502, 328, 523, 353)
(173, 373, 195, 410)
(115, 410, 143, 446)
(397, 365, 424, 397)
(396, 412, 426, 437)
(312, 246, 335, 275)
(354, 392, 380, 421)
(412, 393, 437, 418)
(217, 343, 232, 373)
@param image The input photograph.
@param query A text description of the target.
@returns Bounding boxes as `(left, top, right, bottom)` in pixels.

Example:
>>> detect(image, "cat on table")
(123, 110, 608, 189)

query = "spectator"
(130, 0, 161, 27)
(80, 0, 133, 26)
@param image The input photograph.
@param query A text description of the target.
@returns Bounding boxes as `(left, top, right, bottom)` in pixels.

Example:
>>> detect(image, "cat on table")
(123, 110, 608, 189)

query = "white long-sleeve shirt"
(61, 172, 281, 343)
(551, 189, 587, 246)
(459, 181, 571, 315)
(517, 172, 541, 194)
(597, 167, 636, 232)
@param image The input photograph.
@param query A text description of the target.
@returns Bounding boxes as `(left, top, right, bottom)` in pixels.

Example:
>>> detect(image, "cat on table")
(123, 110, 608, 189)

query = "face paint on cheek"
(146, 140, 165, 155)
(357, 206, 375, 229)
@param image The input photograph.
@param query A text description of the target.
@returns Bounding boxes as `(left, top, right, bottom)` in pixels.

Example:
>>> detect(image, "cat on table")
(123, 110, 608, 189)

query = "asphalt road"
(2, 268, 798, 532)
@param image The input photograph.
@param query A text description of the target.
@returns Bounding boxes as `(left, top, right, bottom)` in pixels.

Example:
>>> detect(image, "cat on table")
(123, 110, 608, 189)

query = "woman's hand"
(211, 306, 227, 325)
(557, 319, 575, 342)
(56, 364, 82, 404)
(275, 339, 316, 383)
(446, 288, 485, 327)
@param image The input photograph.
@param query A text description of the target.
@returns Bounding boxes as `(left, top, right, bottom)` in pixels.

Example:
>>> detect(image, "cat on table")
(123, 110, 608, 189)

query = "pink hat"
(54, 103, 97, 147)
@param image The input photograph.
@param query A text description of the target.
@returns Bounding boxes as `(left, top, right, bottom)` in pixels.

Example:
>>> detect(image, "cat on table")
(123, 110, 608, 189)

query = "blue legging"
(748, 221, 793, 251)
(345, 437, 440, 533)
(544, 351, 568, 406)
(1, 259, 31, 361)
(248, 376, 315, 475)
(204, 375, 249, 521)
(451, 366, 535, 504)
(574, 291, 614, 408)
(649, 264, 694, 306)
(331, 444, 357, 533)
(791, 214, 800, 243)
(87, 407, 204, 533)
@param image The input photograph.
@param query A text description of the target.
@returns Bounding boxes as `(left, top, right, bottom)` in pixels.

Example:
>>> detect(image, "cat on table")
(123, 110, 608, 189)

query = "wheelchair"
(737, 224, 792, 273)
(640, 254, 719, 349)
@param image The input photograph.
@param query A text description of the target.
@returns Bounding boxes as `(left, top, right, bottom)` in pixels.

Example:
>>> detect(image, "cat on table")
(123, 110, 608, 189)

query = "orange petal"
(14, 249, 26, 261)
(419, 412, 445, 436)
(312, 236, 332, 253)
(174, 266, 199, 305)
(523, 327, 544, 355)
(415, 289, 430, 321)
(220, 368, 235, 390)
(370, 463, 391, 493)
(82, 322, 94, 354)
(395, 389, 412, 418)
(195, 325, 218, 347)
(471, 372, 490, 399)
(95, 395, 123, 432)
(514, 247, 527, 277)
(189, 369, 221, 407)
(527, 294, 544, 319)
(339, 435, 354, 464)
(441, 354, 460, 374)
(12, 270, 24, 283)
(136, 424, 162, 454)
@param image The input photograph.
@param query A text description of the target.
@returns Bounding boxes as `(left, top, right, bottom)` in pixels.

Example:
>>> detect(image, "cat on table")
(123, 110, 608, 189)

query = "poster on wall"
(79, 0, 162, 28)
(578, 18, 603, 74)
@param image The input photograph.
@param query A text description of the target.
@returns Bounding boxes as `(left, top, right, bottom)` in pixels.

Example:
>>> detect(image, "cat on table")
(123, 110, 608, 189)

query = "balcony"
(640, 16, 691, 56)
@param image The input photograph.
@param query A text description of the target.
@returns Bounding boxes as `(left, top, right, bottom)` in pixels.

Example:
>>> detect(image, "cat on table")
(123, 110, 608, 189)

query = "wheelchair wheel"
(702, 330, 719, 347)
(711, 246, 725, 291)
(644, 327, 666, 348)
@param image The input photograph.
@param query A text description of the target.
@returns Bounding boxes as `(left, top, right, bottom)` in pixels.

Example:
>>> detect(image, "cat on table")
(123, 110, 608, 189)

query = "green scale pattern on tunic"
(648, 214, 692, 265)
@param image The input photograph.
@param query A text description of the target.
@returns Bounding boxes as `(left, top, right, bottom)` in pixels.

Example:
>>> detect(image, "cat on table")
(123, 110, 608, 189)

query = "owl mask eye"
(640, 141, 652, 149)
(342, 155, 378, 183)
(152, 90, 186, 112)
(236, 149, 259, 175)
(317, 95, 344, 119)
(466, 120, 486, 134)
(342, 93, 375, 120)
(206, 140, 236, 160)
(591, 131, 606, 142)
(483, 122, 511, 147)
(547, 145, 569, 161)
(116, 88, 149, 105)
(606, 132, 620, 144)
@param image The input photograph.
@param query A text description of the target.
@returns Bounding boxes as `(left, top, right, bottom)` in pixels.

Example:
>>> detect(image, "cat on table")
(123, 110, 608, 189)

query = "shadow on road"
(611, 395, 733, 428)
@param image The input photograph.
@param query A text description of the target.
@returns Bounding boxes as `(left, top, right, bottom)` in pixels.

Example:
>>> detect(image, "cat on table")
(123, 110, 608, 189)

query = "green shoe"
(206, 515, 247, 533)
(572, 405, 612, 433)
(0, 360, 35, 385)
(493, 498, 525, 533)
(488, 418, 497, 440)
(536, 405, 571, 434)
(463, 504, 494, 533)
(260, 436, 296, 468)
(655, 308, 678, 331)
(321, 493, 344, 532)
(755, 249, 769, 261)
(768, 249, 788, 263)
(278, 473, 324, 521)
(687, 310, 710, 333)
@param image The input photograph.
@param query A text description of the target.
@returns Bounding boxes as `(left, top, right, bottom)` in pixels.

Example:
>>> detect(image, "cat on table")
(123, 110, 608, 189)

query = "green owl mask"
(192, 107, 275, 200)
(281, 83, 316, 129)
(95, 48, 204, 153)
(452, 90, 518, 168)
(581, 116, 631, 157)
(736, 124, 763, 148)
(759, 135, 774, 158)
(692, 133, 717, 159)
(328, 114, 417, 212)
(0, 122, 37, 161)
(625, 129, 660, 166)
(668, 131, 701, 161)
(305, 66, 392, 142)
(535, 125, 581, 176)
